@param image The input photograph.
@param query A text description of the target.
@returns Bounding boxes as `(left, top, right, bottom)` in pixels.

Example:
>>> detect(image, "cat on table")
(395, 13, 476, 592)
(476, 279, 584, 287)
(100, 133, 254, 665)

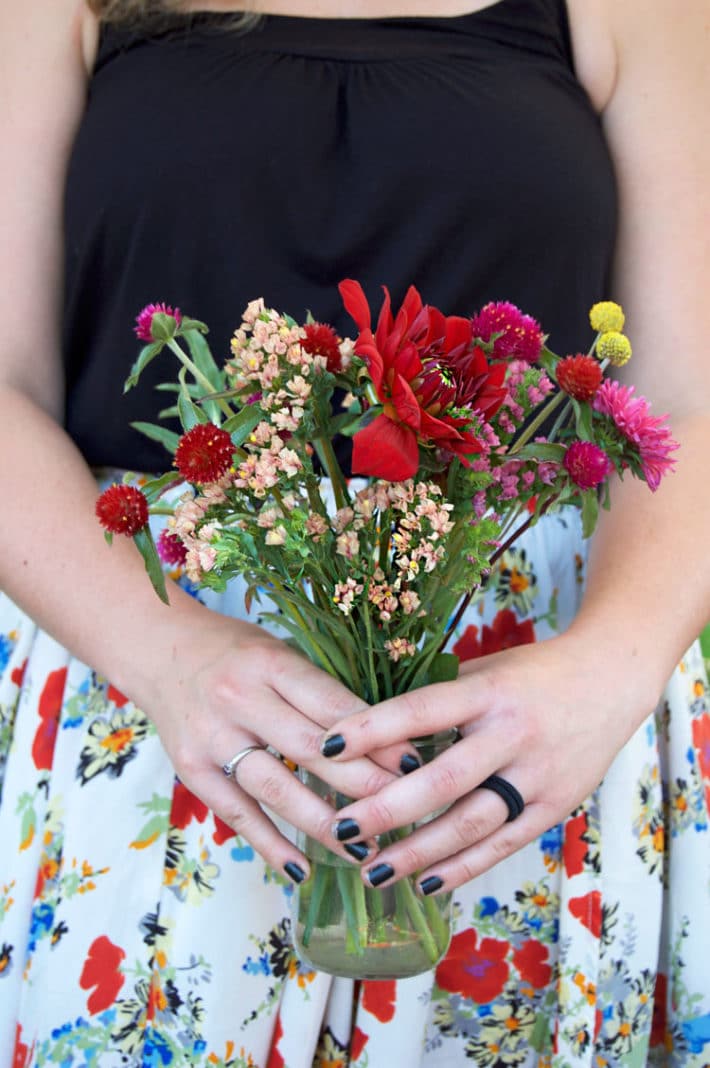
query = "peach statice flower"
(593, 380, 679, 491)
(174, 424, 235, 484)
(134, 302, 182, 342)
(563, 441, 612, 490)
(96, 484, 149, 536)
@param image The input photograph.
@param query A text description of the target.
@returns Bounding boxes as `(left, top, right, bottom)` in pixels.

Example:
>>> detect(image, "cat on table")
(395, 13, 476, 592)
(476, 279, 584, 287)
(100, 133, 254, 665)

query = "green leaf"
(580, 488, 599, 538)
(140, 471, 182, 504)
(423, 652, 460, 685)
(124, 341, 164, 392)
(221, 404, 263, 445)
(512, 442, 567, 463)
(177, 316, 209, 334)
(133, 527, 169, 603)
(104, 531, 114, 546)
(571, 398, 594, 441)
(178, 384, 210, 430)
(130, 421, 181, 454)
(183, 328, 223, 389)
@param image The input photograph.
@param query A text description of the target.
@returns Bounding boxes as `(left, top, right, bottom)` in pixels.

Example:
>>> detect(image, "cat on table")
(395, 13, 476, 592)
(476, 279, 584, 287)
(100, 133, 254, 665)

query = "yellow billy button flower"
(589, 301, 625, 333)
(596, 331, 632, 367)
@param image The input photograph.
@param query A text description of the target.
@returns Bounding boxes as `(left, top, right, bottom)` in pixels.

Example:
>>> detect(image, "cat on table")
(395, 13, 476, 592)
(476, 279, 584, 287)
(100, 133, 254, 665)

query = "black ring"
(479, 774, 525, 822)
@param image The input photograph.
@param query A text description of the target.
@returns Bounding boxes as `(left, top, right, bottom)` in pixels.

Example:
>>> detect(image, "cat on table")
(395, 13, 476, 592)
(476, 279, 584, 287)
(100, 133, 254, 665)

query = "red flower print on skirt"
(568, 891, 602, 937)
(362, 979, 397, 1022)
(692, 713, 710, 781)
(350, 1025, 369, 1061)
(512, 939, 552, 988)
(563, 811, 590, 877)
(31, 667, 67, 771)
(79, 935, 126, 1014)
(452, 608, 535, 662)
(170, 781, 209, 829)
(435, 930, 509, 1002)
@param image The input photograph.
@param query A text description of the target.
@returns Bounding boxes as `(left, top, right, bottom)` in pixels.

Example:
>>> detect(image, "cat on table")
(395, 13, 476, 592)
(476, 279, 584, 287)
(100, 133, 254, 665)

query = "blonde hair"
(86, 0, 261, 27)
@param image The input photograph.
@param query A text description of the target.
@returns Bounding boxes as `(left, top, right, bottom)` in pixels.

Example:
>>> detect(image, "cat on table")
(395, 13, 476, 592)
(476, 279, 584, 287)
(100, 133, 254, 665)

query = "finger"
(410, 803, 549, 895)
(232, 747, 379, 866)
(317, 674, 496, 762)
(355, 788, 509, 887)
(269, 649, 419, 776)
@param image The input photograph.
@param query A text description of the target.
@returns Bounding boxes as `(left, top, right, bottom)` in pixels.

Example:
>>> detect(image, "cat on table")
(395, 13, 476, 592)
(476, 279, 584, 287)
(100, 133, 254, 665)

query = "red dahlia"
(556, 354, 602, 402)
(96, 484, 149, 536)
(174, 424, 234, 483)
(301, 322, 342, 373)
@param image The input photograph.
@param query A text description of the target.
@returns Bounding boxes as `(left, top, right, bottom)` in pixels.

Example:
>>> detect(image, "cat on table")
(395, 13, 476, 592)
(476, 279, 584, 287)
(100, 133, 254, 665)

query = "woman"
(0, 0, 708, 1064)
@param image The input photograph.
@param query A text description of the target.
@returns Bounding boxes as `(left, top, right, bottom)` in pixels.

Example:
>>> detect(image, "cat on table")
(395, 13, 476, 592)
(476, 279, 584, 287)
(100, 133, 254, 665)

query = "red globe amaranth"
(563, 441, 611, 490)
(339, 279, 506, 480)
(96, 484, 150, 536)
(174, 423, 235, 483)
(470, 300, 544, 363)
(134, 301, 182, 342)
(435, 929, 510, 1002)
(556, 353, 603, 401)
(302, 321, 342, 372)
(157, 529, 188, 566)
(452, 609, 536, 662)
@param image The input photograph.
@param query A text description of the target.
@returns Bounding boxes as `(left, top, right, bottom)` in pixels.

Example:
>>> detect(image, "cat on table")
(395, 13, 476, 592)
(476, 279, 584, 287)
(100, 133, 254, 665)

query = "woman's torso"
(63, 0, 617, 471)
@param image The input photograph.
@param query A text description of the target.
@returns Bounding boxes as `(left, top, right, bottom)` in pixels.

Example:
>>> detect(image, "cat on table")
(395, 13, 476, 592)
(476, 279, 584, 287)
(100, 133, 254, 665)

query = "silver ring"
(221, 744, 267, 783)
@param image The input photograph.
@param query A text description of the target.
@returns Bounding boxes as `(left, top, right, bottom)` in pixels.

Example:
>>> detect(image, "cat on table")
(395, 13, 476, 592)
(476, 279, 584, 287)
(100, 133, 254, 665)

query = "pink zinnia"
(593, 380, 678, 491)
(134, 302, 182, 342)
(470, 301, 544, 363)
(563, 441, 611, 490)
(157, 529, 188, 566)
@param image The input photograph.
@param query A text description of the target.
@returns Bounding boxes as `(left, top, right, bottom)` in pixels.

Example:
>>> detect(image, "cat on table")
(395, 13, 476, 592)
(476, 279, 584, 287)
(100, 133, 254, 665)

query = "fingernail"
(367, 863, 394, 887)
(344, 841, 370, 862)
(419, 875, 443, 896)
(399, 753, 421, 775)
(333, 817, 360, 841)
(284, 861, 306, 884)
(321, 734, 346, 757)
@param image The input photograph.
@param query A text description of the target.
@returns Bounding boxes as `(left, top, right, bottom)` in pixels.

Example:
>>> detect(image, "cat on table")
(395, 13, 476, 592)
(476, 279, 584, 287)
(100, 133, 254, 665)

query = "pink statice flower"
(470, 301, 544, 363)
(563, 441, 612, 490)
(134, 302, 182, 342)
(593, 380, 679, 491)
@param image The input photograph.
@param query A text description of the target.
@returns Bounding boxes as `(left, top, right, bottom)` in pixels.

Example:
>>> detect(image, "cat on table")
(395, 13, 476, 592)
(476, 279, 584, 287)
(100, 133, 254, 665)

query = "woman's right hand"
(134, 602, 399, 882)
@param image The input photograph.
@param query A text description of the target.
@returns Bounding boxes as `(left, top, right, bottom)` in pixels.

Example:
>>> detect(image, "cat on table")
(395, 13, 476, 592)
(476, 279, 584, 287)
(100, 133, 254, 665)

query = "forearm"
(0, 384, 215, 705)
(567, 410, 710, 708)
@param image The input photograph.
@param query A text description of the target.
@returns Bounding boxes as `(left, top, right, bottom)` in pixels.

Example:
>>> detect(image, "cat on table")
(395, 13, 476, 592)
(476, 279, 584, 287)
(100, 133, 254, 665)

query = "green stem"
(167, 339, 234, 420)
(336, 867, 365, 955)
(393, 877, 440, 965)
(312, 432, 349, 511)
(301, 864, 331, 949)
(507, 389, 566, 455)
(360, 599, 380, 705)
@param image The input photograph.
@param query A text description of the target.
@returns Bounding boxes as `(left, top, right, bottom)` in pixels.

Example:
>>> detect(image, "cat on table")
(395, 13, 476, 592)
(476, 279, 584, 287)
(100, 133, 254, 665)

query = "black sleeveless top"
(62, 0, 617, 471)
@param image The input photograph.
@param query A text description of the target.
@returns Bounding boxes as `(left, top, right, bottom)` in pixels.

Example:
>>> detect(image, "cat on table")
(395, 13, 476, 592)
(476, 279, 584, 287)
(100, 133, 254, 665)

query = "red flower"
(650, 972, 668, 1049)
(568, 891, 602, 937)
(350, 1025, 369, 1062)
(513, 940, 552, 988)
(79, 935, 126, 1014)
(339, 279, 506, 481)
(470, 301, 544, 363)
(96, 484, 149, 536)
(362, 979, 397, 1022)
(556, 354, 602, 401)
(266, 1015, 285, 1068)
(692, 713, 710, 781)
(170, 781, 209, 829)
(213, 813, 237, 845)
(563, 441, 611, 490)
(452, 609, 536, 663)
(12, 1023, 31, 1068)
(107, 684, 129, 707)
(157, 529, 188, 566)
(134, 302, 182, 342)
(593, 380, 678, 491)
(11, 658, 27, 688)
(174, 423, 234, 483)
(31, 667, 67, 771)
(563, 812, 589, 877)
(435, 929, 509, 1002)
(301, 321, 342, 373)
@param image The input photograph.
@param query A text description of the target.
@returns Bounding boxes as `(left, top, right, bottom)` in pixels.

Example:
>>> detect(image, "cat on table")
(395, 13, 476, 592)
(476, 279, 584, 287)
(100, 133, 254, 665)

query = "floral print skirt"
(1, 483, 709, 1068)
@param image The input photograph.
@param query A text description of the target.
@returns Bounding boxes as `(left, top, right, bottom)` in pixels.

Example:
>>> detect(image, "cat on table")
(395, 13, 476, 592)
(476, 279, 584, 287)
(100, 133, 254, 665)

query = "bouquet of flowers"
(96, 281, 677, 978)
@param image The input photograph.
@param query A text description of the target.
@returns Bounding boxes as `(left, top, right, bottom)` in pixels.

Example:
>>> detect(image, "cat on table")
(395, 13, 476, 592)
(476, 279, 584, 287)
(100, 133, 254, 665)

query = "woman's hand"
(315, 630, 657, 894)
(131, 602, 408, 883)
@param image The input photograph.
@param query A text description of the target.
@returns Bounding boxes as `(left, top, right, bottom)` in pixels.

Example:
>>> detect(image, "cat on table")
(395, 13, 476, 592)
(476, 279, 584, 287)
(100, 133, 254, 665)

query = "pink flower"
(563, 441, 612, 490)
(470, 301, 544, 363)
(134, 302, 182, 342)
(156, 529, 187, 566)
(593, 380, 678, 491)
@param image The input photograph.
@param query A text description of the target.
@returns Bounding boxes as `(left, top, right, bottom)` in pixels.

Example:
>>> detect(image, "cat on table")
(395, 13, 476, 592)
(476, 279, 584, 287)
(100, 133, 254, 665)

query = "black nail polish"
(284, 861, 306, 884)
(367, 863, 395, 887)
(333, 817, 360, 841)
(321, 733, 346, 757)
(399, 753, 421, 775)
(344, 841, 370, 862)
(419, 875, 443, 896)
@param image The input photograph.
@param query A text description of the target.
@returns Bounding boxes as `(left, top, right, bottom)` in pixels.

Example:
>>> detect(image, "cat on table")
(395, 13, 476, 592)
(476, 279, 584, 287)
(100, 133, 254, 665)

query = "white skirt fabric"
(1, 477, 709, 1068)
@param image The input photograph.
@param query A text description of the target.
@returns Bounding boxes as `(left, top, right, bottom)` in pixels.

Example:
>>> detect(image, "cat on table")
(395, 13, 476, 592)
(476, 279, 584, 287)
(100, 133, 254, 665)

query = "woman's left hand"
(318, 630, 654, 894)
